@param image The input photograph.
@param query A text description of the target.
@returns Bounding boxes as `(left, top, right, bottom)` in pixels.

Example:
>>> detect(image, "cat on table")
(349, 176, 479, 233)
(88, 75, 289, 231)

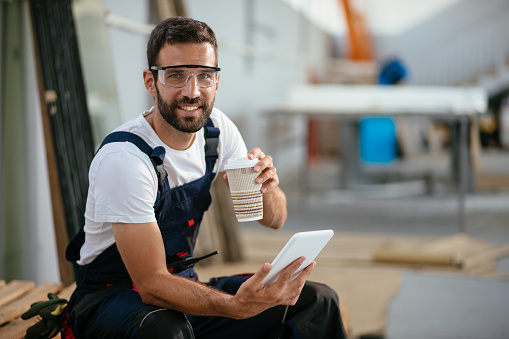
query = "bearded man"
(62, 16, 347, 339)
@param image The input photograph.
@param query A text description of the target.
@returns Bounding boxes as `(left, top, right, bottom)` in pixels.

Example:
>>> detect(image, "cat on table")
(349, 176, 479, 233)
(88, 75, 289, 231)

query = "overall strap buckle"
(150, 146, 168, 187)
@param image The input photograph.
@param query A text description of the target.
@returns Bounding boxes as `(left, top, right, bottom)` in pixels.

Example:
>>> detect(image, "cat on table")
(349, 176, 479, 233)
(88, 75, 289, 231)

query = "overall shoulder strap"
(98, 131, 153, 157)
(203, 119, 220, 173)
(97, 131, 167, 187)
(97, 131, 166, 170)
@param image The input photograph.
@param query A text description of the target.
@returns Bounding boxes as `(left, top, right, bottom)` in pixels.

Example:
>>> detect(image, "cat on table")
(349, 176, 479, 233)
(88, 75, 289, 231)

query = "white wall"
(370, 0, 509, 91)
(73, 0, 123, 147)
(357, 0, 461, 36)
(102, 0, 153, 124)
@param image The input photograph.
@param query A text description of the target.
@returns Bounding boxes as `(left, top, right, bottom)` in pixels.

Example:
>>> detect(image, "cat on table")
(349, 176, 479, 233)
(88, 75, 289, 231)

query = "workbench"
(266, 84, 488, 233)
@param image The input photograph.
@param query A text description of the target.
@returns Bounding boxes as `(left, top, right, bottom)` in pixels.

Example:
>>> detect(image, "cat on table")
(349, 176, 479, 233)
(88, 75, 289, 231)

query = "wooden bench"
(0, 279, 76, 339)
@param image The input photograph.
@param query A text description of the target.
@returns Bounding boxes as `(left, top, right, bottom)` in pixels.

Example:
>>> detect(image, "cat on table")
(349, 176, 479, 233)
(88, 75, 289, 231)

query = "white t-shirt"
(77, 107, 248, 265)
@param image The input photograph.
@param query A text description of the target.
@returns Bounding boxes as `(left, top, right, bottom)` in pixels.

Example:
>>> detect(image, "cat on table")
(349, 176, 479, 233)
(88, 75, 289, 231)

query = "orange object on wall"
(339, 0, 374, 61)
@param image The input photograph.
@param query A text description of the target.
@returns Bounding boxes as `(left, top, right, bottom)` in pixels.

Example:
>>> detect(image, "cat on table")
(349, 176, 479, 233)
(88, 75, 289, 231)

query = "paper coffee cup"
(225, 157, 263, 222)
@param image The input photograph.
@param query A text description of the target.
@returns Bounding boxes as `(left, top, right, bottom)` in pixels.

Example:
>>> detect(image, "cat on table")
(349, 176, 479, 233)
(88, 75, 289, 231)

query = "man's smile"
(179, 105, 200, 112)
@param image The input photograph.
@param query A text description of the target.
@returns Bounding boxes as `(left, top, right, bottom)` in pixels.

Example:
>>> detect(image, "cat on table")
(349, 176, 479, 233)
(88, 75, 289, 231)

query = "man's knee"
(133, 305, 195, 339)
(299, 282, 347, 338)
(302, 281, 340, 309)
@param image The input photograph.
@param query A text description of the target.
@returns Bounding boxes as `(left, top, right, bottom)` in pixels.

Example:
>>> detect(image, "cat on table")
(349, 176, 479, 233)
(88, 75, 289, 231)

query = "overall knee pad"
(133, 305, 195, 339)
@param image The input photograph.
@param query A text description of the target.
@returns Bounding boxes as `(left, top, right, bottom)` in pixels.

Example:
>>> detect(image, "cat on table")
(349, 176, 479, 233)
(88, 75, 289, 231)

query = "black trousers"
(190, 276, 347, 339)
(64, 276, 347, 339)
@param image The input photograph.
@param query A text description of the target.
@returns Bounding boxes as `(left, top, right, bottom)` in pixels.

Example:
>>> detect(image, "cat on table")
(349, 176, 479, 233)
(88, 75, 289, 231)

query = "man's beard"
(156, 87, 214, 133)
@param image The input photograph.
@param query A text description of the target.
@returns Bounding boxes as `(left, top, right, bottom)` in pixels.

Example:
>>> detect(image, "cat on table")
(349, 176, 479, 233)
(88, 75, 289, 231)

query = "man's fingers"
(293, 261, 315, 284)
(248, 148, 264, 161)
(221, 172, 230, 188)
(254, 155, 272, 172)
(256, 164, 276, 182)
(250, 263, 272, 286)
(260, 175, 280, 193)
(279, 261, 315, 305)
(240, 258, 313, 309)
(247, 149, 281, 193)
(274, 257, 305, 285)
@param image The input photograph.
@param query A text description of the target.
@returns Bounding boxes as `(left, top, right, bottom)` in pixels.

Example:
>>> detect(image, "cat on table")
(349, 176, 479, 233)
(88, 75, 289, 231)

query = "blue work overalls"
(63, 120, 347, 339)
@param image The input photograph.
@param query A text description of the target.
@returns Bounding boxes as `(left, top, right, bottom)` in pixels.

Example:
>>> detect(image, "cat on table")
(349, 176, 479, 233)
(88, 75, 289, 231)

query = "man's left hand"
(222, 148, 279, 194)
(247, 148, 279, 194)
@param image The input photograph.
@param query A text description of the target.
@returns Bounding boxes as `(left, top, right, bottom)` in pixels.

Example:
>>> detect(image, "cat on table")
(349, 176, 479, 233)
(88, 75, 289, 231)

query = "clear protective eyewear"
(150, 64, 221, 88)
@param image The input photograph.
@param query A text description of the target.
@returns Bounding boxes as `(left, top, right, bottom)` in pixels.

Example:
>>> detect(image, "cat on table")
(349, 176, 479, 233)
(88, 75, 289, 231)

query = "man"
(63, 17, 347, 339)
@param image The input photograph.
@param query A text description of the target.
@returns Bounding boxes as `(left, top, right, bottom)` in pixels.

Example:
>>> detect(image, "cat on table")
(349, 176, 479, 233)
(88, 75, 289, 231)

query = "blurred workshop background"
(1, 0, 509, 338)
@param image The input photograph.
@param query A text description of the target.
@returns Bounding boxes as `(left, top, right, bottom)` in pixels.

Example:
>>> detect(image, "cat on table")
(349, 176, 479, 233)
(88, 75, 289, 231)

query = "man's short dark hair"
(147, 16, 218, 70)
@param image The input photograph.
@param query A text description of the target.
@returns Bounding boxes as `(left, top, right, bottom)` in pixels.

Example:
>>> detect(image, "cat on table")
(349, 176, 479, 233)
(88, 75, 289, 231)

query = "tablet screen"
(261, 229, 334, 286)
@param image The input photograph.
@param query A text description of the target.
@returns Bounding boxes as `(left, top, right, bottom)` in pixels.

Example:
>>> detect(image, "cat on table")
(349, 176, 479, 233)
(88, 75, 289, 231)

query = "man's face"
(153, 43, 219, 133)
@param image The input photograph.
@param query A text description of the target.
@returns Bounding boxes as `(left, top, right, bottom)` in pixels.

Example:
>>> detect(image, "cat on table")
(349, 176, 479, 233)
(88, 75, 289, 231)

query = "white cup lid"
(224, 157, 258, 170)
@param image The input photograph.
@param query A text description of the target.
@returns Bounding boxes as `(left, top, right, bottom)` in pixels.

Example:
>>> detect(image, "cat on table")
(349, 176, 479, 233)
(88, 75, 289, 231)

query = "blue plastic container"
(359, 117, 397, 164)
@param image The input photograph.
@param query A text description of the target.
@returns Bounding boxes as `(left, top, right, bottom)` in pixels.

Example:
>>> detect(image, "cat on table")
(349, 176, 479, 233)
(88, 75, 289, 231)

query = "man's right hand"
(231, 256, 316, 319)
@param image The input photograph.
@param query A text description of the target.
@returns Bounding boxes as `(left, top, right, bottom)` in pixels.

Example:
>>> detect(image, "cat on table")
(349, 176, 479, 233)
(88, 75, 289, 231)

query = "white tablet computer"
(261, 229, 334, 286)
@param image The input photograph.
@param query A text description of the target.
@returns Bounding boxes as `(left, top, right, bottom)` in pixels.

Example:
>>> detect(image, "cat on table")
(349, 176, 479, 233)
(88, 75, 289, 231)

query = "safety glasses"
(150, 64, 221, 88)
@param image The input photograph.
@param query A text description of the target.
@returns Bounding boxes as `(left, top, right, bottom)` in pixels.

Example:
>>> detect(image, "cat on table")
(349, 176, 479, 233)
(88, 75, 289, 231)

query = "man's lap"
(68, 276, 345, 339)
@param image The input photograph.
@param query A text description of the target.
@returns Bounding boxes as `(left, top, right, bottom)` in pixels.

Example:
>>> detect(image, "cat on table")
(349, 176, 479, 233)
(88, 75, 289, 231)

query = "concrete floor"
(273, 150, 509, 339)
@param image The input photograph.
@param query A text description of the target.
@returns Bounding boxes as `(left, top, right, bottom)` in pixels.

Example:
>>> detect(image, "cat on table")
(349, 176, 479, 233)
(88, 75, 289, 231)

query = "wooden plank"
(0, 316, 39, 339)
(0, 283, 74, 339)
(0, 283, 61, 326)
(57, 282, 76, 301)
(0, 280, 35, 307)
(372, 249, 460, 267)
(463, 244, 509, 270)
(476, 174, 509, 191)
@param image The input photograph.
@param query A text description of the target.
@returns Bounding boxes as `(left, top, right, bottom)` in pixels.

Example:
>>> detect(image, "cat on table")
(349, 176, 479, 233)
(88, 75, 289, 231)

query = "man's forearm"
(259, 186, 287, 229)
(138, 271, 241, 318)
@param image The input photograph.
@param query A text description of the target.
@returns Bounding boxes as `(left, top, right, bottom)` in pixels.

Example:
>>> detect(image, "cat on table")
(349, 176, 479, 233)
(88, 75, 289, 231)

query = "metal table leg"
(458, 115, 468, 233)
(340, 118, 360, 189)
